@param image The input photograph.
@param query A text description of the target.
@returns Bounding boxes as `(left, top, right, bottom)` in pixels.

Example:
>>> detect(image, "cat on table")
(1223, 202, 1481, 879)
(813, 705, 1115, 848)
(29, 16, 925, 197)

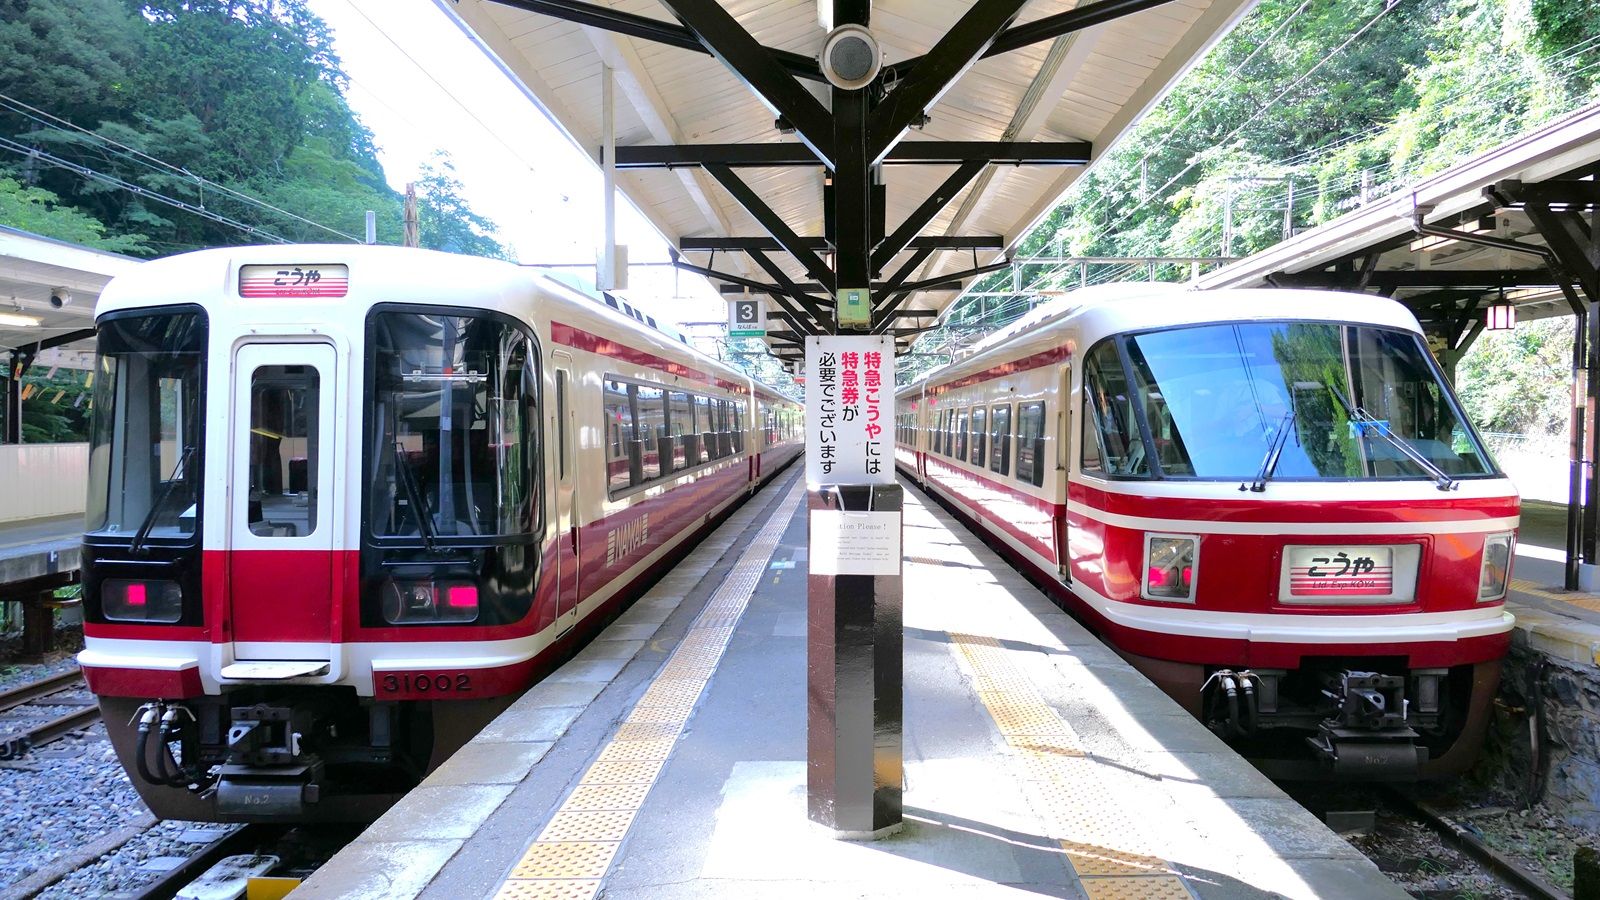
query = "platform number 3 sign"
(729, 298, 766, 337)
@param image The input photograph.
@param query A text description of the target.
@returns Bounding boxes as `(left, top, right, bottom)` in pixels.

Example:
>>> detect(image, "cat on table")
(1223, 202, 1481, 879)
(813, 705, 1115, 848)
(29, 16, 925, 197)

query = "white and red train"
(77, 245, 801, 820)
(896, 284, 1516, 778)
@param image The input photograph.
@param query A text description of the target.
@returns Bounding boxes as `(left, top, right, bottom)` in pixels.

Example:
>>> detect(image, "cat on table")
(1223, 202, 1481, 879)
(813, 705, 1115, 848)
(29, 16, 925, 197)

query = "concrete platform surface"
(299, 470, 1403, 899)
(0, 513, 80, 588)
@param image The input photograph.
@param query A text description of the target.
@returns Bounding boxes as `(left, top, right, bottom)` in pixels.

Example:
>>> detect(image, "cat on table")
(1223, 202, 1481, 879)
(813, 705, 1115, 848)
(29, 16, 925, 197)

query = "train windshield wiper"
(1245, 409, 1297, 493)
(393, 442, 438, 552)
(1328, 386, 1457, 491)
(130, 445, 195, 555)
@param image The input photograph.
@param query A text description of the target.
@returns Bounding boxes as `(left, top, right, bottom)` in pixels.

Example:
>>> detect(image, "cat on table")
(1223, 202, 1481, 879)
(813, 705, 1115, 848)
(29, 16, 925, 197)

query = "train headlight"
(1143, 534, 1197, 602)
(382, 579, 480, 624)
(1478, 532, 1515, 602)
(102, 579, 184, 623)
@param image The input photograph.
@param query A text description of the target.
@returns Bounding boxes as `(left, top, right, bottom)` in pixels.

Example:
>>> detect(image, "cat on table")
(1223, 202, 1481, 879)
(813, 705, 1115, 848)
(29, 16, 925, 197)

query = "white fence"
(0, 443, 89, 524)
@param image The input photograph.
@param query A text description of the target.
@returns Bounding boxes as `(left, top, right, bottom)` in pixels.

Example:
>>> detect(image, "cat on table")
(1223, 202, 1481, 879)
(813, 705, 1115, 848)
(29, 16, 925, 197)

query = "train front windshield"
(1082, 321, 1495, 481)
(85, 310, 207, 541)
(366, 310, 537, 542)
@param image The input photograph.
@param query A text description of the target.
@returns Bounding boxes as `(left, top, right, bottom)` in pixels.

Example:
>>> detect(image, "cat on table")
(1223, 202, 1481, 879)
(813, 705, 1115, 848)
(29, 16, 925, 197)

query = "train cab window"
(87, 309, 207, 542)
(970, 407, 987, 469)
(367, 310, 538, 540)
(637, 385, 666, 481)
(1081, 340, 1151, 478)
(604, 377, 637, 493)
(247, 365, 319, 537)
(1122, 322, 1495, 481)
(1016, 402, 1047, 487)
(989, 404, 1012, 477)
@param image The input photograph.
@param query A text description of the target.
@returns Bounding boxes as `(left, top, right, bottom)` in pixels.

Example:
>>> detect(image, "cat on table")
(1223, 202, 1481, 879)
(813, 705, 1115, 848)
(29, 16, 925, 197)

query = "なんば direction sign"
(728, 298, 766, 337)
(805, 334, 894, 487)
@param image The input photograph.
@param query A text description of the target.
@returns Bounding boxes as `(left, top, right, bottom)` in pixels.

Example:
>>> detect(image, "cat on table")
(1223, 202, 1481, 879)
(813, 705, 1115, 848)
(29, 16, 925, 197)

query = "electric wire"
(0, 136, 292, 243)
(0, 93, 361, 242)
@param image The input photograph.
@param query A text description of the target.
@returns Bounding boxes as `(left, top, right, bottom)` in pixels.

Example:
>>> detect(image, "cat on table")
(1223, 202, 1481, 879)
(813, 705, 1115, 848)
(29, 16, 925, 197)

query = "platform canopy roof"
(1196, 102, 1600, 348)
(441, 0, 1253, 355)
(0, 225, 139, 357)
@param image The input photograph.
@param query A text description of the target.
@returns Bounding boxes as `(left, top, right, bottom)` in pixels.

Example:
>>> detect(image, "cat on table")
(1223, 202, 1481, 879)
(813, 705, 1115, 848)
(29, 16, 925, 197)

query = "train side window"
(556, 369, 568, 480)
(637, 385, 665, 482)
(733, 401, 746, 453)
(1081, 340, 1150, 477)
(1016, 401, 1047, 487)
(604, 377, 637, 494)
(954, 408, 970, 462)
(937, 409, 950, 455)
(990, 404, 1011, 476)
(667, 390, 692, 473)
(970, 407, 987, 469)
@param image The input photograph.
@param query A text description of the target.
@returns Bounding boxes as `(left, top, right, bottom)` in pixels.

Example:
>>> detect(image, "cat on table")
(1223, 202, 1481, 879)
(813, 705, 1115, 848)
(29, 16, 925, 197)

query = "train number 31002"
(380, 673, 473, 696)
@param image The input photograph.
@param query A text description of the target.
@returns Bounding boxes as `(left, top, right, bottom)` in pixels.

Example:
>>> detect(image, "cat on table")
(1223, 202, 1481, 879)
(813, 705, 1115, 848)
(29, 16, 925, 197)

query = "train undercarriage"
(97, 690, 514, 822)
(1127, 652, 1502, 780)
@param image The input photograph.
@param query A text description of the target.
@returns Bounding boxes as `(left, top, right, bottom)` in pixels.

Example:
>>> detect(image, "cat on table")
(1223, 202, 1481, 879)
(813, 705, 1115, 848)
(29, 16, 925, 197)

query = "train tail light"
(1143, 535, 1197, 602)
(382, 579, 480, 624)
(1478, 532, 1514, 601)
(102, 579, 184, 623)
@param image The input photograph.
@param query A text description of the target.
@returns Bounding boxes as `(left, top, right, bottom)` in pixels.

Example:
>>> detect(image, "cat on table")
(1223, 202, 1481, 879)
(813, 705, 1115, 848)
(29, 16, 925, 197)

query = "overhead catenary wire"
(0, 92, 362, 243)
(0, 136, 292, 244)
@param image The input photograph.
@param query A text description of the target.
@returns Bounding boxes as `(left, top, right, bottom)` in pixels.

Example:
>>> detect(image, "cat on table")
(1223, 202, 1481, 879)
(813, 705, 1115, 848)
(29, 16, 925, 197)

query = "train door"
(553, 352, 579, 634)
(916, 385, 928, 483)
(226, 342, 338, 670)
(1056, 364, 1072, 582)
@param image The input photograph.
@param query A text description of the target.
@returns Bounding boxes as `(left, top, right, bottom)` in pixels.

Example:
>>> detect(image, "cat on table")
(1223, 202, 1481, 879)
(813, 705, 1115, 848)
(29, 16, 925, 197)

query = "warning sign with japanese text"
(805, 335, 895, 487)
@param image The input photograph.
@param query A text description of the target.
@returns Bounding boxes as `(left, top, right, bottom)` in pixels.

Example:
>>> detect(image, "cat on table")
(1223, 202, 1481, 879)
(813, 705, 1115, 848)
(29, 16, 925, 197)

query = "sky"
(304, 0, 732, 336)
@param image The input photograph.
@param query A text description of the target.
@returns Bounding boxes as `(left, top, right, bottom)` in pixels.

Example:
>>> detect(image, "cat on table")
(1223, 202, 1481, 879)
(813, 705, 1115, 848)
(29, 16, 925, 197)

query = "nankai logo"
(606, 513, 650, 566)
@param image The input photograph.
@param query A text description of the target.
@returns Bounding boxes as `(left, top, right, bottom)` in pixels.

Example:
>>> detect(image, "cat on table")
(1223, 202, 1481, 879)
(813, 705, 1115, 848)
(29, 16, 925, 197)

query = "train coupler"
(1306, 670, 1426, 778)
(216, 761, 324, 818)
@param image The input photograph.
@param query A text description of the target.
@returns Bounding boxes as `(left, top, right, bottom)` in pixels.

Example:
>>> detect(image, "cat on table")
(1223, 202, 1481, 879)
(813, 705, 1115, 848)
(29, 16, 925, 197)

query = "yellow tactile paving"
(1080, 875, 1193, 899)
(947, 632, 1194, 897)
(497, 480, 806, 899)
(1511, 578, 1600, 611)
(493, 879, 599, 900)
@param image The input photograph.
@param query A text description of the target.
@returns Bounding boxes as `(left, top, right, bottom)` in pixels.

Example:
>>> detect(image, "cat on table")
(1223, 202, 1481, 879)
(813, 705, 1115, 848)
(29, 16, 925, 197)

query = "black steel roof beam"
(703, 163, 837, 293)
(747, 248, 838, 330)
(1271, 270, 1559, 288)
(1523, 204, 1599, 303)
(894, 257, 1012, 295)
(654, 0, 834, 164)
(719, 278, 963, 295)
(613, 142, 1091, 168)
(684, 235, 1005, 252)
(869, 0, 1033, 163)
(883, 0, 1181, 81)
(875, 246, 936, 308)
(872, 162, 985, 273)
(1490, 178, 1600, 209)
(669, 257, 824, 336)
(489, 0, 825, 82)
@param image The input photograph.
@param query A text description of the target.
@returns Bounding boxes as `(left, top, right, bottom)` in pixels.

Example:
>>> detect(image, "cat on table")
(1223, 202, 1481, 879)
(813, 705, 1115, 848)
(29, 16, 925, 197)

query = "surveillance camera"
(49, 289, 70, 309)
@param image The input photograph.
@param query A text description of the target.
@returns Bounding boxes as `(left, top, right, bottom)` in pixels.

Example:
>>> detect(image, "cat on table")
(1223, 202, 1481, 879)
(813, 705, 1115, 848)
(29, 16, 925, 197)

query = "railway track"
(0, 669, 101, 760)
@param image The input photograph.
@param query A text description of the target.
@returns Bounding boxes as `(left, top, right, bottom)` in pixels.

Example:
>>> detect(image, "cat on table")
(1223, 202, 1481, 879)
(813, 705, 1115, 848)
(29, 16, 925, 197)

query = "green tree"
(414, 152, 511, 260)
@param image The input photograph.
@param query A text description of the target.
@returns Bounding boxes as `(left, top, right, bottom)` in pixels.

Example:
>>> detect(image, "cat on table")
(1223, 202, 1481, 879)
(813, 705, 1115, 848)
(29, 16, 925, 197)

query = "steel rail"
(125, 825, 281, 900)
(1386, 789, 1571, 900)
(0, 670, 85, 715)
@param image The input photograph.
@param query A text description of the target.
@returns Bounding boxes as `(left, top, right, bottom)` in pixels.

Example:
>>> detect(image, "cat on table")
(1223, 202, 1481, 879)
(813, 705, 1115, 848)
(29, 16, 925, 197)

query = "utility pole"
(403, 183, 419, 248)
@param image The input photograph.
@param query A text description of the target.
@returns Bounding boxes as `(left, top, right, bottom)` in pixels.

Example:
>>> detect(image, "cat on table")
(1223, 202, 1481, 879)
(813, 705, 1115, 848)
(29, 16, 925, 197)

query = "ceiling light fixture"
(0, 312, 42, 327)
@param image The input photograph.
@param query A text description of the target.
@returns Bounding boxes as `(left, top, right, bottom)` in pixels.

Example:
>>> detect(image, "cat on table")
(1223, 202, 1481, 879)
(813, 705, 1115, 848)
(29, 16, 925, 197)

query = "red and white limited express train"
(77, 245, 802, 820)
(896, 284, 1515, 778)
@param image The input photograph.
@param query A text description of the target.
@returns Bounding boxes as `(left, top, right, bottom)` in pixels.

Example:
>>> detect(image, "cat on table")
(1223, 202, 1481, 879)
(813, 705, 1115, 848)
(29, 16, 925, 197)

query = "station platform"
(299, 470, 1402, 900)
(0, 513, 80, 588)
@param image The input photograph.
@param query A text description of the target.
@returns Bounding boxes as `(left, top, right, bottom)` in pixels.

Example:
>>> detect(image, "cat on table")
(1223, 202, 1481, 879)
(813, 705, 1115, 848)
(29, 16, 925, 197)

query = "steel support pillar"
(807, 483, 903, 838)
(3, 350, 23, 445)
